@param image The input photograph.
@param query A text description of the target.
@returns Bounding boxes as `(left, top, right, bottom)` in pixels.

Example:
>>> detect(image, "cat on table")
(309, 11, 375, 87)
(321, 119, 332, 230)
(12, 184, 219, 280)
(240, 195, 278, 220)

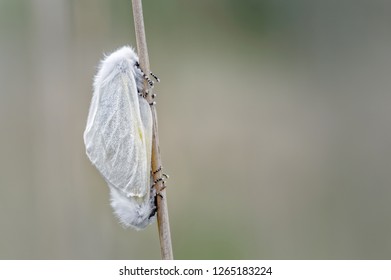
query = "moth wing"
(84, 64, 150, 197)
(138, 96, 153, 189)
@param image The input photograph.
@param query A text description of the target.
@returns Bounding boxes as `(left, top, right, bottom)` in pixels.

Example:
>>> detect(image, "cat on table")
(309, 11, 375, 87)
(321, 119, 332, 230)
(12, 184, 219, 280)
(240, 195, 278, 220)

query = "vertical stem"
(131, 0, 174, 260)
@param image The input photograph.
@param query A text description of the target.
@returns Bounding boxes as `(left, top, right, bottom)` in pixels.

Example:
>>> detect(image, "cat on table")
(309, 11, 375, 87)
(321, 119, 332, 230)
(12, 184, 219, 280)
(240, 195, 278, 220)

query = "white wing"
(138, 95, 153, 188)
(84, 49, 152, 198)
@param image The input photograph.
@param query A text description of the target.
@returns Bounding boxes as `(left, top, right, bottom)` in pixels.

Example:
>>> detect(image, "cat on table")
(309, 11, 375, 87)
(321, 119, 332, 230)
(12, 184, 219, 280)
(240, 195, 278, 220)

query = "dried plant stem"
(131, 0, 174, 260)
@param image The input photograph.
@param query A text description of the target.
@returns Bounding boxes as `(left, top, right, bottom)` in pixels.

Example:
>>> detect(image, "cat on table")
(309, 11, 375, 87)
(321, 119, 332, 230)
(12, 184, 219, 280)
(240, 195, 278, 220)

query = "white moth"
(84, 46, 156, 230)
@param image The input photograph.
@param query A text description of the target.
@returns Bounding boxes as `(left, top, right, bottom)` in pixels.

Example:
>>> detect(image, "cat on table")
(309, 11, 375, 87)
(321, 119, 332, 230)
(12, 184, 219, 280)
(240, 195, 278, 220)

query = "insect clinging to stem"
(83, 46, 162, 230)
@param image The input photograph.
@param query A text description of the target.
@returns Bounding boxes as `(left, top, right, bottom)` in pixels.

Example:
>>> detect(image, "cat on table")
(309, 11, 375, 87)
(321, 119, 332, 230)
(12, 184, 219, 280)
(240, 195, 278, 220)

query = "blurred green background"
(1, 0, 391, 259)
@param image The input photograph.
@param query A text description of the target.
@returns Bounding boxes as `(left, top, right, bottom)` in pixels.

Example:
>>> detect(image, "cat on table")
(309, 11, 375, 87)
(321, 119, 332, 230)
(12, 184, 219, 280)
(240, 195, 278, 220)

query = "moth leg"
(134, 62, 161, 105)
(158, 186, 166, 193)
(152, 166, 169, 194)
(146, 89, 156, 105)
(148, 195, 158, 219)
(145, 76, 154, 87)
(150, 72, 160, 83)
(148, 210, 157, 219)
(153, 166, 162, 175)
(148, 186, 164, 219)
(153, 166, 168, 177)
(144, 89, 156, 101)
(149, 73, 159, 99)
(153, 177, 166, 186)
(152, 174, 169, 185)
(135, 62, 154, 88)
(148, 171, 167, 219)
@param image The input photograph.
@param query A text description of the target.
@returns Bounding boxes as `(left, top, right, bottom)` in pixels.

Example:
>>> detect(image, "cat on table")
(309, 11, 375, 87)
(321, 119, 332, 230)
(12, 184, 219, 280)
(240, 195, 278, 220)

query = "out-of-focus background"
(1, 0, 391, 259)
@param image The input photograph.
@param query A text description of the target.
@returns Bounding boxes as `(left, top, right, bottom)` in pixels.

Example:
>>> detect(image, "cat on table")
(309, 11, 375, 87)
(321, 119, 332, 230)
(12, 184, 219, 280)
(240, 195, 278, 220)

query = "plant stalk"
(131, 0, 173, 260)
